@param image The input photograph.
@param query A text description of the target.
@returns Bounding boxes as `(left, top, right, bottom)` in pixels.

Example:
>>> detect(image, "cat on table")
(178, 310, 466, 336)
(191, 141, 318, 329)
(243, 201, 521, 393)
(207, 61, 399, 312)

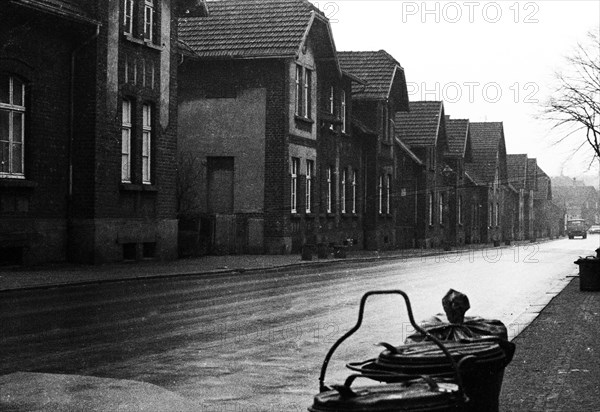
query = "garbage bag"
(405, 289, 508, 343)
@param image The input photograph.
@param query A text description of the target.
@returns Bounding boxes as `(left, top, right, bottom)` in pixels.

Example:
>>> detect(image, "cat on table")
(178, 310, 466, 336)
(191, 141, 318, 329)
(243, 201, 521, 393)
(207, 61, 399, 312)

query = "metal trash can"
(575, 248, 600, 291)
(313, 290, 470, 411)
(348, 338, 515, 412)
(309, 375, 462, 411)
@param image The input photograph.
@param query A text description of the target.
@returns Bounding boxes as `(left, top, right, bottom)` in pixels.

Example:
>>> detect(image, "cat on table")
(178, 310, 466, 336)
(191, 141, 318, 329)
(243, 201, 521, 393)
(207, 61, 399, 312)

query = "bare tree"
(543, 31, 600, 161)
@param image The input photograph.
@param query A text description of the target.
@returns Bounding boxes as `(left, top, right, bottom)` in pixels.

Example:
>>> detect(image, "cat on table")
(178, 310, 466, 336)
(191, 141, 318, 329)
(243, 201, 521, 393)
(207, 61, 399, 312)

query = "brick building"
(396, 101, 450, 248)
(338, 50, 416, 250)
(177, 0, 361, 255)
(445, 117, 479, 246)
(506, 154, 529, 241)
(1, 0, 179, 265)
(464, 122, 509, 244)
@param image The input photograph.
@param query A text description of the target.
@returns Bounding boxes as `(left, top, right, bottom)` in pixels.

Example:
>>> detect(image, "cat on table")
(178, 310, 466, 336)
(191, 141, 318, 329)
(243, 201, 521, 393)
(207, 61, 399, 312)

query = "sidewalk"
(500, 276, 600, 411)
(0, 240, 537, 292)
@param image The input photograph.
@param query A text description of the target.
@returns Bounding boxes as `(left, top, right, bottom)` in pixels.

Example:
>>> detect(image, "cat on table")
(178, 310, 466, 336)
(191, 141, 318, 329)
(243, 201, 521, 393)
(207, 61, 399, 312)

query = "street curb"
(0, 238, 556, 293)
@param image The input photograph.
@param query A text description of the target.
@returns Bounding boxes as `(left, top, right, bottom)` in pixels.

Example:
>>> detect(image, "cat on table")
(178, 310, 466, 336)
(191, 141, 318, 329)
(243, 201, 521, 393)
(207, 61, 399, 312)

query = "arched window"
(0, 74, 25, 178)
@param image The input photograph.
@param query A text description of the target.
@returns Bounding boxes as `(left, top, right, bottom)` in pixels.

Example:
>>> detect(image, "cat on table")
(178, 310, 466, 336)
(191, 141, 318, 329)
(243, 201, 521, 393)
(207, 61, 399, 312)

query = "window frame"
(143, 0, 155, 42)
(326, 166, 332, 213)
(141, 103, 152, 184)
(291, 157, 299, 213)
(386, 174, 391, 214)
(439, 192, 444, 225)
(121, 99, 133, 183)
(341, 168, 347, 213)
(123, 0, 134, 35)
(341, 90, 347, 133)
(0, 74, 26, 179)
(352, 170, 357, 214)
(378, 175, 383, 214)
(428, 192, 434, 226)
(305, 159, 313, 213)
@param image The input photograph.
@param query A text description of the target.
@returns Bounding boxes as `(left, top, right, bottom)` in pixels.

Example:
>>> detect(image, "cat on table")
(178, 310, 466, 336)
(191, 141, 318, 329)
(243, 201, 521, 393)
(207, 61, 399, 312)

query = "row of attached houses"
(0, 0, 565, 265)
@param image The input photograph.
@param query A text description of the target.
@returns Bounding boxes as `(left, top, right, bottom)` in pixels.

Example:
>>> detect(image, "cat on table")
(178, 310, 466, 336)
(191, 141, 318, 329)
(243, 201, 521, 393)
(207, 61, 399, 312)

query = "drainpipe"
(68, 24, 100, 256)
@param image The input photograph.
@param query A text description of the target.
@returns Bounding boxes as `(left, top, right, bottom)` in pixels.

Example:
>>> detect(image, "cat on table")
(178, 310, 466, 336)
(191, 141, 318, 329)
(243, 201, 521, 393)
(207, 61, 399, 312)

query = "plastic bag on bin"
(405, 289, 508, 343)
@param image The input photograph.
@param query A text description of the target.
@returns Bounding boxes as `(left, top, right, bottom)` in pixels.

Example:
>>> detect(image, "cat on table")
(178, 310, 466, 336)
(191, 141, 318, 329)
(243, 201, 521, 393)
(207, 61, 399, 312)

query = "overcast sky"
(312, 0, 600, 181)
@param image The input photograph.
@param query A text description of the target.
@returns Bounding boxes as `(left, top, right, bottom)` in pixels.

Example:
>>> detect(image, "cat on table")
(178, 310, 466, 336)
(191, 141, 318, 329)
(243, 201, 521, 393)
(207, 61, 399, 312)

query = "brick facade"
(1, 1, 178, 265)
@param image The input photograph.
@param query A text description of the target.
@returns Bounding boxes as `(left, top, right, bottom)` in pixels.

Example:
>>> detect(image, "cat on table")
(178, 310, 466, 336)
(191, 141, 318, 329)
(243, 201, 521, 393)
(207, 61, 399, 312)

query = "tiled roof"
(527, 158, 537, 191)
(178, 0, 327, 59)
(535, 165, 551, 200)
(506, 154, 528, 189)
(445, 118, 469, 156)
(465, 122, 504, 185)
(337, 50, 404, 101)
(395, 101, 443, 147)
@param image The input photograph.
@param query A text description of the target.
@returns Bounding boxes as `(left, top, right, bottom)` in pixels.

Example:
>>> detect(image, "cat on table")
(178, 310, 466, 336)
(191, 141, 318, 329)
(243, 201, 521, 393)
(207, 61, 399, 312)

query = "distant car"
(589, 225, 600, 234)
(567, 219, 587, 239)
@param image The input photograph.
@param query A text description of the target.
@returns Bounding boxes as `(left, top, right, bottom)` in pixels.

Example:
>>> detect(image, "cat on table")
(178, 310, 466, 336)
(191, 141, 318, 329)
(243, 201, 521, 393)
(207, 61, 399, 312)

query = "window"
(352, 170, 357, 214)
(295, 65, 312, 119)
(123, 0, 158, 43)
(123, 0, 134, 35)
(329, 86, 335, 130)
(306, 160, 313, 213)
(341, 91, 347, 133)
(429, 192, 434, 226)
(121, 99, 132, 182)
(489, 203, 493, 227)
(144, 0, 155, 41)
(458, 195, 463, 225)
(386, 174, 392, 214)
(439, 192, 444, 225)
(495, 202, 499, 226)
(341, 169, 347, 213)
(291, 157, 299, 213)
(326, 166, 332, 213)
(142, 104, 152, 184)
(378, 175, 383, 214)
(0, 74, 25, 178)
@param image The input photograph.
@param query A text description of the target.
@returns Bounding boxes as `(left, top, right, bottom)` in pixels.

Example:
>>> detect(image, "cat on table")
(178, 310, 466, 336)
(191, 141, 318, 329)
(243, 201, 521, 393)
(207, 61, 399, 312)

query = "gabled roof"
(337, 50, 408, 108)
(178, 0, 337, 64)
(395, 101, 444, 147)
(506, 154, 528, 190)
(526, 158, 537, 191)
(445, 117, 470, 157)
(535, 165, 551, 200)
(465, 122, 506, 185)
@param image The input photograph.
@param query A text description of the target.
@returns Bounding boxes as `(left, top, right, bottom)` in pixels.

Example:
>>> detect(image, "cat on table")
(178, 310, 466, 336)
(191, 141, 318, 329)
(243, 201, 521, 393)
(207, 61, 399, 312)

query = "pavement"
(0, 239, 598, 411)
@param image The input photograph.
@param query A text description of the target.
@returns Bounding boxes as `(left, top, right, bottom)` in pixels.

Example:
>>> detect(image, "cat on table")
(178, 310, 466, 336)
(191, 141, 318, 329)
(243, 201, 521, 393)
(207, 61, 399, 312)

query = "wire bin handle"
(317, 290, 466, 398)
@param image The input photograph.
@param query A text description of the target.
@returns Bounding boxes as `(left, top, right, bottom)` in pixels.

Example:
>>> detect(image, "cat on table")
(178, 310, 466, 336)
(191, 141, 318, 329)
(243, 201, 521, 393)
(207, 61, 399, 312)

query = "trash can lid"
(376, 341, 506, 369)
(309, 379, 460, 412)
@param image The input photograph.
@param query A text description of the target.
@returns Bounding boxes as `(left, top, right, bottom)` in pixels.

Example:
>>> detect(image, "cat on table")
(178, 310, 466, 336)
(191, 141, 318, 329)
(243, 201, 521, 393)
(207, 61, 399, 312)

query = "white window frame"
(341, 169, 347, 213)
(326, 166, 332, 213)
(291, 157, 299, 213)
(429, 192, 434, 226)
(386, 174, 391, 214)
(121, 99, 132, 183)
(439, 192, 444, 225)
(341, 91, 347, 133)
(303, 68, 310, 119)
(144, 0, 155, 42)
(0, 75, 25, 178)
(295, 65, 301, 116)
(123, 0, 134, 35)
(352, 170, 357, 214)
(306, 159, 313, 213)
(142, 103, 152, 184)
(378, 175, 383, 214)
(329, 86, 334, 130)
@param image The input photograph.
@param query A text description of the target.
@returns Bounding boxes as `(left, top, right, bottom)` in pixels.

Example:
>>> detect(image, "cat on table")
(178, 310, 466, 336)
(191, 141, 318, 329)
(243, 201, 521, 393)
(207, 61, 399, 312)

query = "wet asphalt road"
(1, 237, 597, 410)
